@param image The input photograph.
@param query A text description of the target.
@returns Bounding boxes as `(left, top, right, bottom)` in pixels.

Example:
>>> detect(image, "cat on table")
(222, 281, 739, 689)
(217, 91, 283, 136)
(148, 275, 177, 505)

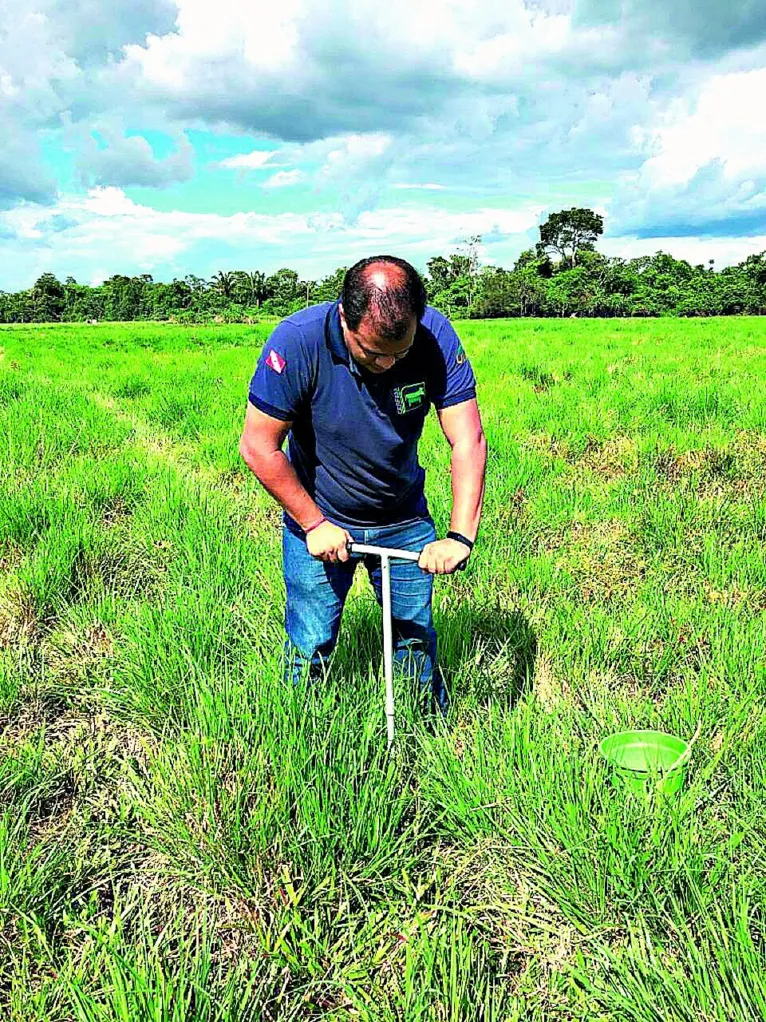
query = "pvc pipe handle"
(347, 541, 467, 569)
(348, 541, 420, 561)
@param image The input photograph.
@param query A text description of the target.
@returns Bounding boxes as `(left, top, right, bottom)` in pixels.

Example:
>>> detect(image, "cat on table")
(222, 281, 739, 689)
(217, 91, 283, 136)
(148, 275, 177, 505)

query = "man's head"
(339, 256, 426, 373)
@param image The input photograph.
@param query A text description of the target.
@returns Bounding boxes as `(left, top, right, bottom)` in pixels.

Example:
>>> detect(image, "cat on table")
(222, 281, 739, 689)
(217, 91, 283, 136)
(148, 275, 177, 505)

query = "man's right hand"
(306, 521, 352, 563)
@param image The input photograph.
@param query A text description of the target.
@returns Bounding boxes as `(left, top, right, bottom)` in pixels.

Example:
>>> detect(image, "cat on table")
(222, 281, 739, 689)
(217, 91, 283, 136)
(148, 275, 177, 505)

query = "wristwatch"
(447, 530, 473, 570)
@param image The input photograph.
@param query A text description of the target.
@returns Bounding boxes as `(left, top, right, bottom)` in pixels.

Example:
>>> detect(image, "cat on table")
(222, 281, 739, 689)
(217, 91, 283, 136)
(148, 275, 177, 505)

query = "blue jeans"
(282, 515, 447, 712)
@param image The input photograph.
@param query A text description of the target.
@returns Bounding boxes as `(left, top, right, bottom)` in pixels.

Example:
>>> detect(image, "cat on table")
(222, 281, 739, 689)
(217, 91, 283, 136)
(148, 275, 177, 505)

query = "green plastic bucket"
(599, 730, 690, 797)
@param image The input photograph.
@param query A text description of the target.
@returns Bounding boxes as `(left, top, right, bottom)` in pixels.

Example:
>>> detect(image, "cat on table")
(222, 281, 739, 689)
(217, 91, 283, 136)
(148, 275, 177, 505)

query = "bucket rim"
(598, 729, 691, 775)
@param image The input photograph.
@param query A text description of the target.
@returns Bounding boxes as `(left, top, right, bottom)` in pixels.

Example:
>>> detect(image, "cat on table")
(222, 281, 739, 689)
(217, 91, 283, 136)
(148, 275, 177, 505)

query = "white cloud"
(80, 186, 151, 216)
(1, 74, 19, 98)
(452, 12, 573, 79)
(392, 183, 448, 191)
(574, 0, 766, 59)
(0, 0, 182, 207)
(319, 133, 392, 172)
(3, 0, 766, 274)
(75, 125, 194, 188)
(635, 67, 766, 188)
(218, 149, 279, 170)
(3, 178, 764, 292)
(263, 169, 304, 188)
(118, 0, 589, 142)
(0, 186, 546, 287)
(606, 65, 766, 239)
(600, 233, 766, 267)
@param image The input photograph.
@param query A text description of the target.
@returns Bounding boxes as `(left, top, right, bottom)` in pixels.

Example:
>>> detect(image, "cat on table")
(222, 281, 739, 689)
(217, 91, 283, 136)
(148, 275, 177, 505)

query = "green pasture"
(1, 316, 765, 1019)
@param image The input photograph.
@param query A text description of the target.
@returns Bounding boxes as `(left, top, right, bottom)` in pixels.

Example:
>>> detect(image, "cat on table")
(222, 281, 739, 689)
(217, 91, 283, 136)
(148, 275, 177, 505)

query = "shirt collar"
(326, 299, 364, 376)
(326, 300, 348, 362)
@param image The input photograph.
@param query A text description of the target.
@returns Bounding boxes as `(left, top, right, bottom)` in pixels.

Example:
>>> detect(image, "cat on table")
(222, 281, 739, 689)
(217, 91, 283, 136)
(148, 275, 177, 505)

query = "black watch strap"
(447, 531, 474, 553)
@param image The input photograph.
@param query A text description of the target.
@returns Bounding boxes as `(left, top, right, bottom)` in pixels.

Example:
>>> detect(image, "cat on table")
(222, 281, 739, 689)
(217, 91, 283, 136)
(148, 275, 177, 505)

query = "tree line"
(2, 209, 765, 323)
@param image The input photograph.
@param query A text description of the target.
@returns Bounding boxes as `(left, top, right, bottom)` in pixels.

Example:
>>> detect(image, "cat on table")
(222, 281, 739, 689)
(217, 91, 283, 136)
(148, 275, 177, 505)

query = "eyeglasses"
(355, 339, 414, 364)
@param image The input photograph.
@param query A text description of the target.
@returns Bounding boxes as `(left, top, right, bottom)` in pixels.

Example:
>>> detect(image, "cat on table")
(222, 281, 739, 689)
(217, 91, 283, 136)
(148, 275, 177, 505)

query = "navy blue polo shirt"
(247, 300, 476, 528)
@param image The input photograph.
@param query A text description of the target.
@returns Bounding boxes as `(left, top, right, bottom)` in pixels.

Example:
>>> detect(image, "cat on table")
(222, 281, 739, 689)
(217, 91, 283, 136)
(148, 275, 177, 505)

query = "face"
(339, 305, 417, 374)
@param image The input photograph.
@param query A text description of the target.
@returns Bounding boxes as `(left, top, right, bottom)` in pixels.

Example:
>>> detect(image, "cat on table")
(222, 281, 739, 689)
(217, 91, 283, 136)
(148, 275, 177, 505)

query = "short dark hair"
(341, 256, 426, 342)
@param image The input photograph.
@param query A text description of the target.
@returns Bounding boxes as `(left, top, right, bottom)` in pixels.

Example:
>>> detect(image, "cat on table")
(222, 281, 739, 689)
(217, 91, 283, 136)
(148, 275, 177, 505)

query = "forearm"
(240, 446, 323, 530)
(448, 434, 487, 541)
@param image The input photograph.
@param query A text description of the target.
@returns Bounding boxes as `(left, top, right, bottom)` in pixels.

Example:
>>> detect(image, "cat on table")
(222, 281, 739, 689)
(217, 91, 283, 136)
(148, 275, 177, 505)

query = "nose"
(377, 355, 396, 369)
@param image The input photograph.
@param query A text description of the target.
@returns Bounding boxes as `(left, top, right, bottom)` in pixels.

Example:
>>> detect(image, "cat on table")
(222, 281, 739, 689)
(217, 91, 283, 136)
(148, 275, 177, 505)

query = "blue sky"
(1, 0, 765, 290)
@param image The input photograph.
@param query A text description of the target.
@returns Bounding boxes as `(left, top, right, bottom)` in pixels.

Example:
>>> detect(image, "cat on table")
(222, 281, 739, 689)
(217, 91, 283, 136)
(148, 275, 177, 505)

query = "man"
(239, 255, 487, 711)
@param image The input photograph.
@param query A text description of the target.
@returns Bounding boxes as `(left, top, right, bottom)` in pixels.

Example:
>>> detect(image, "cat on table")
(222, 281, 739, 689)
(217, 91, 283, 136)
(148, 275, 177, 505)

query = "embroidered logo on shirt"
(455, 344, 466, 366)
(266, 349, 286, 374)
(394, 381, 427, 415)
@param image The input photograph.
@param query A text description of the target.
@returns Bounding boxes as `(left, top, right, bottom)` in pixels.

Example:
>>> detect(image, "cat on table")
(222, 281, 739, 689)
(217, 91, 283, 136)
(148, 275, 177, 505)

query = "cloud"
(76, 127, 194, 188)
(80, 185, 156, 216)
(612, 161, 766, 239)
(0, 139, 58, 210)
(310, 132, 396, 219)
(0, 186, 545, 288)
(3, 0, 766, 278)
(3, 180, 765, 293)
(119, 0, 579, 141)
(222, 132, 399, 215)
(218, 149, 278, 170)
(37, 214, 79, 232)
(632, 68, 766, 187)
(600, 233, 766, 268)
(574, 0, 766, 59)
(262, 169, 304, 188)
(51, 0, 178, 65)
(607, 67, 766, 241)
(0, 0, 182, 207)
(392, 183, 448, 191)
(0, 2, 75, 207)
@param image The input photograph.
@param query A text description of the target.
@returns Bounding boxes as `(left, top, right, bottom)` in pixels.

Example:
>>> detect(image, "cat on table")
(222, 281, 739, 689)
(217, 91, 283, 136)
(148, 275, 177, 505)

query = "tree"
(538, 208, 604, 268)
(426, 257, 452, 297)
(315, 266, 347, 303)
(0, 290, 33, 323)
(262, 268, 300, 316)
(514, 263, 546, 317)
(299, 279, 317, 308)
(149, 278, 194, 320)
(6, 239, 766, 322)
(102, 274, 151, 320)
(233, 270, 268, 308)
(210, 271, 236, 302)
(742, 252, 766, 286)
(472, 265, 545, 318)
(456, 234, 482, 306)
(426, 241, 481, 312)
(62, 275, 103, 321)
(31, 273, 65, 321)
(543, 267, 594, 317)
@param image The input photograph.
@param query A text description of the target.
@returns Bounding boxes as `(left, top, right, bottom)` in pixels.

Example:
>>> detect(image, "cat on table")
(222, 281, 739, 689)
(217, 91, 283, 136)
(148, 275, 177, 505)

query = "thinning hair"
(341, 256, 426, 342)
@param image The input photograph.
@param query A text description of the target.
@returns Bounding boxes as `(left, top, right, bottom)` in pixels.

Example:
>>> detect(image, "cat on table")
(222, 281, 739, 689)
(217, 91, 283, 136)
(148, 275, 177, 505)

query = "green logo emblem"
(394, 381, 427, 415)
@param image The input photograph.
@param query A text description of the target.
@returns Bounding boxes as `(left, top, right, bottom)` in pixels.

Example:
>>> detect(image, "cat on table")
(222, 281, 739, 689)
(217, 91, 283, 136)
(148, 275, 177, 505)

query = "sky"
(1, 0, 766, 290)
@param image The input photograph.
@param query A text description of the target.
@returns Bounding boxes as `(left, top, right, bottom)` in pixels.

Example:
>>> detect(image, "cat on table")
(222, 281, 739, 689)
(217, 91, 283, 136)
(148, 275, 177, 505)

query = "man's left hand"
(418, 538, 470, 575)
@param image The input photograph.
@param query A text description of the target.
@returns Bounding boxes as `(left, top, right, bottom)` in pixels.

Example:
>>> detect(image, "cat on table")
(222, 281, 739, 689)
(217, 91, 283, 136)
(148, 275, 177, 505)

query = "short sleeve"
(248, 320, 313, 422)
(431, 315, 477, 410)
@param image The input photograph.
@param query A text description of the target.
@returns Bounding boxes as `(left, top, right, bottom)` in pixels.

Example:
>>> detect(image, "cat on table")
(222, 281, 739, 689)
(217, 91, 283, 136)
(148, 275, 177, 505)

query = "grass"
(0, 316, 765, 1019)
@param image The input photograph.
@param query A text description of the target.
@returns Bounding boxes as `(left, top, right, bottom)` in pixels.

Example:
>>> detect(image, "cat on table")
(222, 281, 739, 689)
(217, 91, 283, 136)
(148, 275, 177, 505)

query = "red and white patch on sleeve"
(266, 349, 286, 374)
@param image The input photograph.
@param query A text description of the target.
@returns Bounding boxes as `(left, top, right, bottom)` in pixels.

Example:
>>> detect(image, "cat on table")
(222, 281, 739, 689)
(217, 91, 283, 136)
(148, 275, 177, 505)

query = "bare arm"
(418, 398, 487, 574)
(238, 402, 350, 560)
(238, 402, 323, 529)
(437, 397, 487, 542)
